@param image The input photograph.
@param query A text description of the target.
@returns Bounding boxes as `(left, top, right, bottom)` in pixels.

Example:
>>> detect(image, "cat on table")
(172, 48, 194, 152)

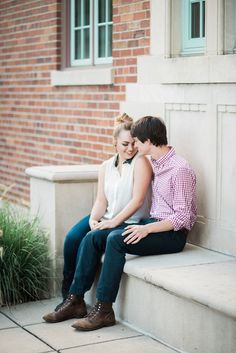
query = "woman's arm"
(89, 164, 108, 229)
(95, 156, 152, 230)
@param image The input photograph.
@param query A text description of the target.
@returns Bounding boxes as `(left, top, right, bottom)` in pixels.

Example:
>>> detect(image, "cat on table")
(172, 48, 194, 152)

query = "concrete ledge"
(25, 165, 100, 182)
(51, 66, 114, 86)
(123, 244, 236, 319)
(107, 244, 236, 353)
(138, 54, 236, 84)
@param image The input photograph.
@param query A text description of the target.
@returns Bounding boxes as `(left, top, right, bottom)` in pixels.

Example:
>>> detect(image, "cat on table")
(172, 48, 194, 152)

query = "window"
(182, 0, 205, 55)
(70, 0, 112, 66)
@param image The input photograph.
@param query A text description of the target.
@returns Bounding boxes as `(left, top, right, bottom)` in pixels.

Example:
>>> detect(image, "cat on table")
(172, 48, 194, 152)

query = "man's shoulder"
(170, 154, 195, 175)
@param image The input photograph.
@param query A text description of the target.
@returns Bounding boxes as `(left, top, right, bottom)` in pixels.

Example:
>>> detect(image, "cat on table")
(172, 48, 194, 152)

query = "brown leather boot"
(71, 301, 115, 331)
(42, 294, 87, 323)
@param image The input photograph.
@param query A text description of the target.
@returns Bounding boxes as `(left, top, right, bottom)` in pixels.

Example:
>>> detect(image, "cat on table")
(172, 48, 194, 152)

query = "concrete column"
(25, 164, 99, 294)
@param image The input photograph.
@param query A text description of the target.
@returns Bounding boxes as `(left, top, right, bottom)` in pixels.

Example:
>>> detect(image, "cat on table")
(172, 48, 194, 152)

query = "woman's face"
(115, 130, 138, 161)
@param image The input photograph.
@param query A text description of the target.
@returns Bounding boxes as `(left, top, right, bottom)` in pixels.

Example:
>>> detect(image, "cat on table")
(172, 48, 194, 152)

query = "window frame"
(70, 0, 112, 67)
(182, 0, 205, 55)
(234, 1, 236, 53)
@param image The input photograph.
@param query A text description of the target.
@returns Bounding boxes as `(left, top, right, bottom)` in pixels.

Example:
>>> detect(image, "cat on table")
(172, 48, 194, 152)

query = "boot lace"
(57, 294, 74, 312)
(87, 302, 102, 319)
(55, 299, 66, 312)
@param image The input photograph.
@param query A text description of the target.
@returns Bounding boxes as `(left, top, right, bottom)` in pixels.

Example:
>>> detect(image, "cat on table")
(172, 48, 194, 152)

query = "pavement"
(0, 298, 176, 353)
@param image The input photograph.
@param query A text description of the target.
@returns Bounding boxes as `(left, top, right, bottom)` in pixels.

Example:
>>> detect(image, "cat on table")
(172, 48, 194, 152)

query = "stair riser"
(113, 274, 236, 353)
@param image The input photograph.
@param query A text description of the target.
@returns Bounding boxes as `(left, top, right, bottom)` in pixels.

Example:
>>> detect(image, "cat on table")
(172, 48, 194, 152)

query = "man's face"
(134, 137, 150, 155)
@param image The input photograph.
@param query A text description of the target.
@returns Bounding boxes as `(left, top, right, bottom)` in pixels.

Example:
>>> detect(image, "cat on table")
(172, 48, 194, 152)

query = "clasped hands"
(90, 219, 118, 230)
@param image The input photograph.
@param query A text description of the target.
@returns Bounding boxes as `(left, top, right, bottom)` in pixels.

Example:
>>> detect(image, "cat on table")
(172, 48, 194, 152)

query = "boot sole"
(72, 321, 116, 331)
(43, 313, 87, 323)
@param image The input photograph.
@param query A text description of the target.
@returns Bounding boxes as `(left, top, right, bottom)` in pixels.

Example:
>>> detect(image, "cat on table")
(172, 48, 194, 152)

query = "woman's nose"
(127, 144, 134, 152)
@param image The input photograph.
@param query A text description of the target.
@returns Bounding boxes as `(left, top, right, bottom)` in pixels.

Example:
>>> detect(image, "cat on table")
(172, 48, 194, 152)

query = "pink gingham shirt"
(150, 147, 197, 231)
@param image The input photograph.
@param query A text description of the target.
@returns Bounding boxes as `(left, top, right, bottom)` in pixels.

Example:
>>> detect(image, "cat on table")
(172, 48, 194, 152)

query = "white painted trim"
(50, 66, 113, 86)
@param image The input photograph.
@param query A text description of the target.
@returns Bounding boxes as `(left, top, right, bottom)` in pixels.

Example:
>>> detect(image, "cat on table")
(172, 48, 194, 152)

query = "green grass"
(0, 204, 51, 306)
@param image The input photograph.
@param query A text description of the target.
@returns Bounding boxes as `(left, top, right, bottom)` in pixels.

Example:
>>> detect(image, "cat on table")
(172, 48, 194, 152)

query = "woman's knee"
(64, 215, 90, 247)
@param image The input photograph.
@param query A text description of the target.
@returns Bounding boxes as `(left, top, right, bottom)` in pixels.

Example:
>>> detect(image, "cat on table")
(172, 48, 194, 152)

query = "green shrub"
(0, 204, 51, 306)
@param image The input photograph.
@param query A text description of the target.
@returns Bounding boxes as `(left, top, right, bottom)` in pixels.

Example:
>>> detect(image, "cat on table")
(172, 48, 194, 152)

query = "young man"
(122, 115, 197, 245)
(59, 116, 197, 331)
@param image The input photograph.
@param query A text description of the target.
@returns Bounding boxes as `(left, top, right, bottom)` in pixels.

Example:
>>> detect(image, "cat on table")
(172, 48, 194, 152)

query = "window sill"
(137, 54, 236, 84)
(50, 66, 114, 86)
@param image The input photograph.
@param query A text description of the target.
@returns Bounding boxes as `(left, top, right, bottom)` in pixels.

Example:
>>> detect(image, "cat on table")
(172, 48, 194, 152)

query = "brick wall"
(0, 0, 150, 205)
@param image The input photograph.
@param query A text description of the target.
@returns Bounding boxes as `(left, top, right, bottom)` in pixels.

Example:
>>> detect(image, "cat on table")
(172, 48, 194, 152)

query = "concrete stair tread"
(124, 244, 236, 318)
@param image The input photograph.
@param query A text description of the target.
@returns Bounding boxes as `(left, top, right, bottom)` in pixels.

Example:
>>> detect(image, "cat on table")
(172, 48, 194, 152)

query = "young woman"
(43, 113, 152, 327)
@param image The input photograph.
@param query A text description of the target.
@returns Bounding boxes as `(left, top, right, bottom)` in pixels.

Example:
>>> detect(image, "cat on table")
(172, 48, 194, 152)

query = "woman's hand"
(89, 219, 99, 230)
(122, 224, 149, 244)
(93, 219, 118, 230)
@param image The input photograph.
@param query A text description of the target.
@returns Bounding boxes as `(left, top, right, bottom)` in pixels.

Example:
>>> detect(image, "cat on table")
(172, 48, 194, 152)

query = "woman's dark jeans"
(62, 215, 127, 298)
(66, 217, 187, 303)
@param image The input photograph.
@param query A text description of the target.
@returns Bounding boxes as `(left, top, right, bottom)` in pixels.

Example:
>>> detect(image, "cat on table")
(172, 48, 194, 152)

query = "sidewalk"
(0, 298, 176, 353)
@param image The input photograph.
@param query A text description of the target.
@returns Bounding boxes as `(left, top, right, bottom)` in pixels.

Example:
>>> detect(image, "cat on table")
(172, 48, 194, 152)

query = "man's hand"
(122, 224, 149, 244)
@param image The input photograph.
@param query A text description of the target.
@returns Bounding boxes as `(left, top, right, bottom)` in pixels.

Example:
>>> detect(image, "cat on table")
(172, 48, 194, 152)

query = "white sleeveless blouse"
(102, 154, 151, 224)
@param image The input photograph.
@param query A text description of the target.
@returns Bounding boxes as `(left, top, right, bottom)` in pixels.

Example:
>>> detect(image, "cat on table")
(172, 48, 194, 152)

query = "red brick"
(0, 0, 150, 204)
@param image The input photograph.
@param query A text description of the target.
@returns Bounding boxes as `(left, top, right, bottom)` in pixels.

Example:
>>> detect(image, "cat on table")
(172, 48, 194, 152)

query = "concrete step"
(0, 299, 178, 353)
(87, 244, 236, 353)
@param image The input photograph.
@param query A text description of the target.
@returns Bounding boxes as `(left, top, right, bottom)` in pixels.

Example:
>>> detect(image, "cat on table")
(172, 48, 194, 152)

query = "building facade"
(1, 0, 236, 256)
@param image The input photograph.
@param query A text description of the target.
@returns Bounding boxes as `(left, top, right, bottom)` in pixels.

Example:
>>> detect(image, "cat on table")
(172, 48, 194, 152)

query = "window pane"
(84, 0, 90, 26)
(108, 24, 112, 56)
(108, 0, 112, 22)
(99, 0, 106, 23)
(83, 28, 90, 58)
(75, 0, 81, 27)
(202, 1, 205, 37)
(98, 25, 106, 57)
(191, 2, 200, 38)
(75, 30, 82, 59)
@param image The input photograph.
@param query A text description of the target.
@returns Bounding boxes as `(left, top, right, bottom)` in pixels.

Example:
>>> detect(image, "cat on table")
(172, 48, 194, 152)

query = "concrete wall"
(120, 0, 236, 256)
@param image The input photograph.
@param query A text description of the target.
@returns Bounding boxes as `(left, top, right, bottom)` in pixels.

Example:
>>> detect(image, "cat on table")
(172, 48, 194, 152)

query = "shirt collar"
(114, 152, 137, 167)
(151, 146, 175, 167)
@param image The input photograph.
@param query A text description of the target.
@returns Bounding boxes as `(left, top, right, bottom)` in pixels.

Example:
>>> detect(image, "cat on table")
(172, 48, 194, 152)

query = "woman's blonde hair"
(113, 113, 133, 139)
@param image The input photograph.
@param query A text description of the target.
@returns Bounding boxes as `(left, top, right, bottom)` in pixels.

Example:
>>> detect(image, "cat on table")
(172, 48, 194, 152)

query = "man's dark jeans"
(67, 217, 187, 302)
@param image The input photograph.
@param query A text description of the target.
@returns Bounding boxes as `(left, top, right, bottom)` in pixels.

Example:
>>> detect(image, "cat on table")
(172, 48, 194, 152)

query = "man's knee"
(107, 230, 125, 250)
(83, 229, 106, 250)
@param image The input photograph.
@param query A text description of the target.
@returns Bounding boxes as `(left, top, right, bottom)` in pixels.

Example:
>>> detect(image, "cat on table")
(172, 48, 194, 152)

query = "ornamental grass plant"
(0, 204, 51, 306)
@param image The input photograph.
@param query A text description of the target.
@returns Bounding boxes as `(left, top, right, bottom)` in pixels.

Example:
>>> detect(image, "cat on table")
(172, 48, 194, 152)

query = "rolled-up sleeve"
(167, 168, 197, 231)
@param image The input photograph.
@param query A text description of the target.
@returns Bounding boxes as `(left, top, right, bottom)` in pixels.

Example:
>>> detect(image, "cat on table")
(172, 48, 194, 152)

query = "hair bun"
(115, 113, 133, 125)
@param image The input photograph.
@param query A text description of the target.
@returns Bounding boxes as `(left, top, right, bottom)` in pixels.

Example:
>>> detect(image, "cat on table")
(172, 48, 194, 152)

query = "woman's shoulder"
(134, 154, 152, 166)
(133, 154, 152, 175)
